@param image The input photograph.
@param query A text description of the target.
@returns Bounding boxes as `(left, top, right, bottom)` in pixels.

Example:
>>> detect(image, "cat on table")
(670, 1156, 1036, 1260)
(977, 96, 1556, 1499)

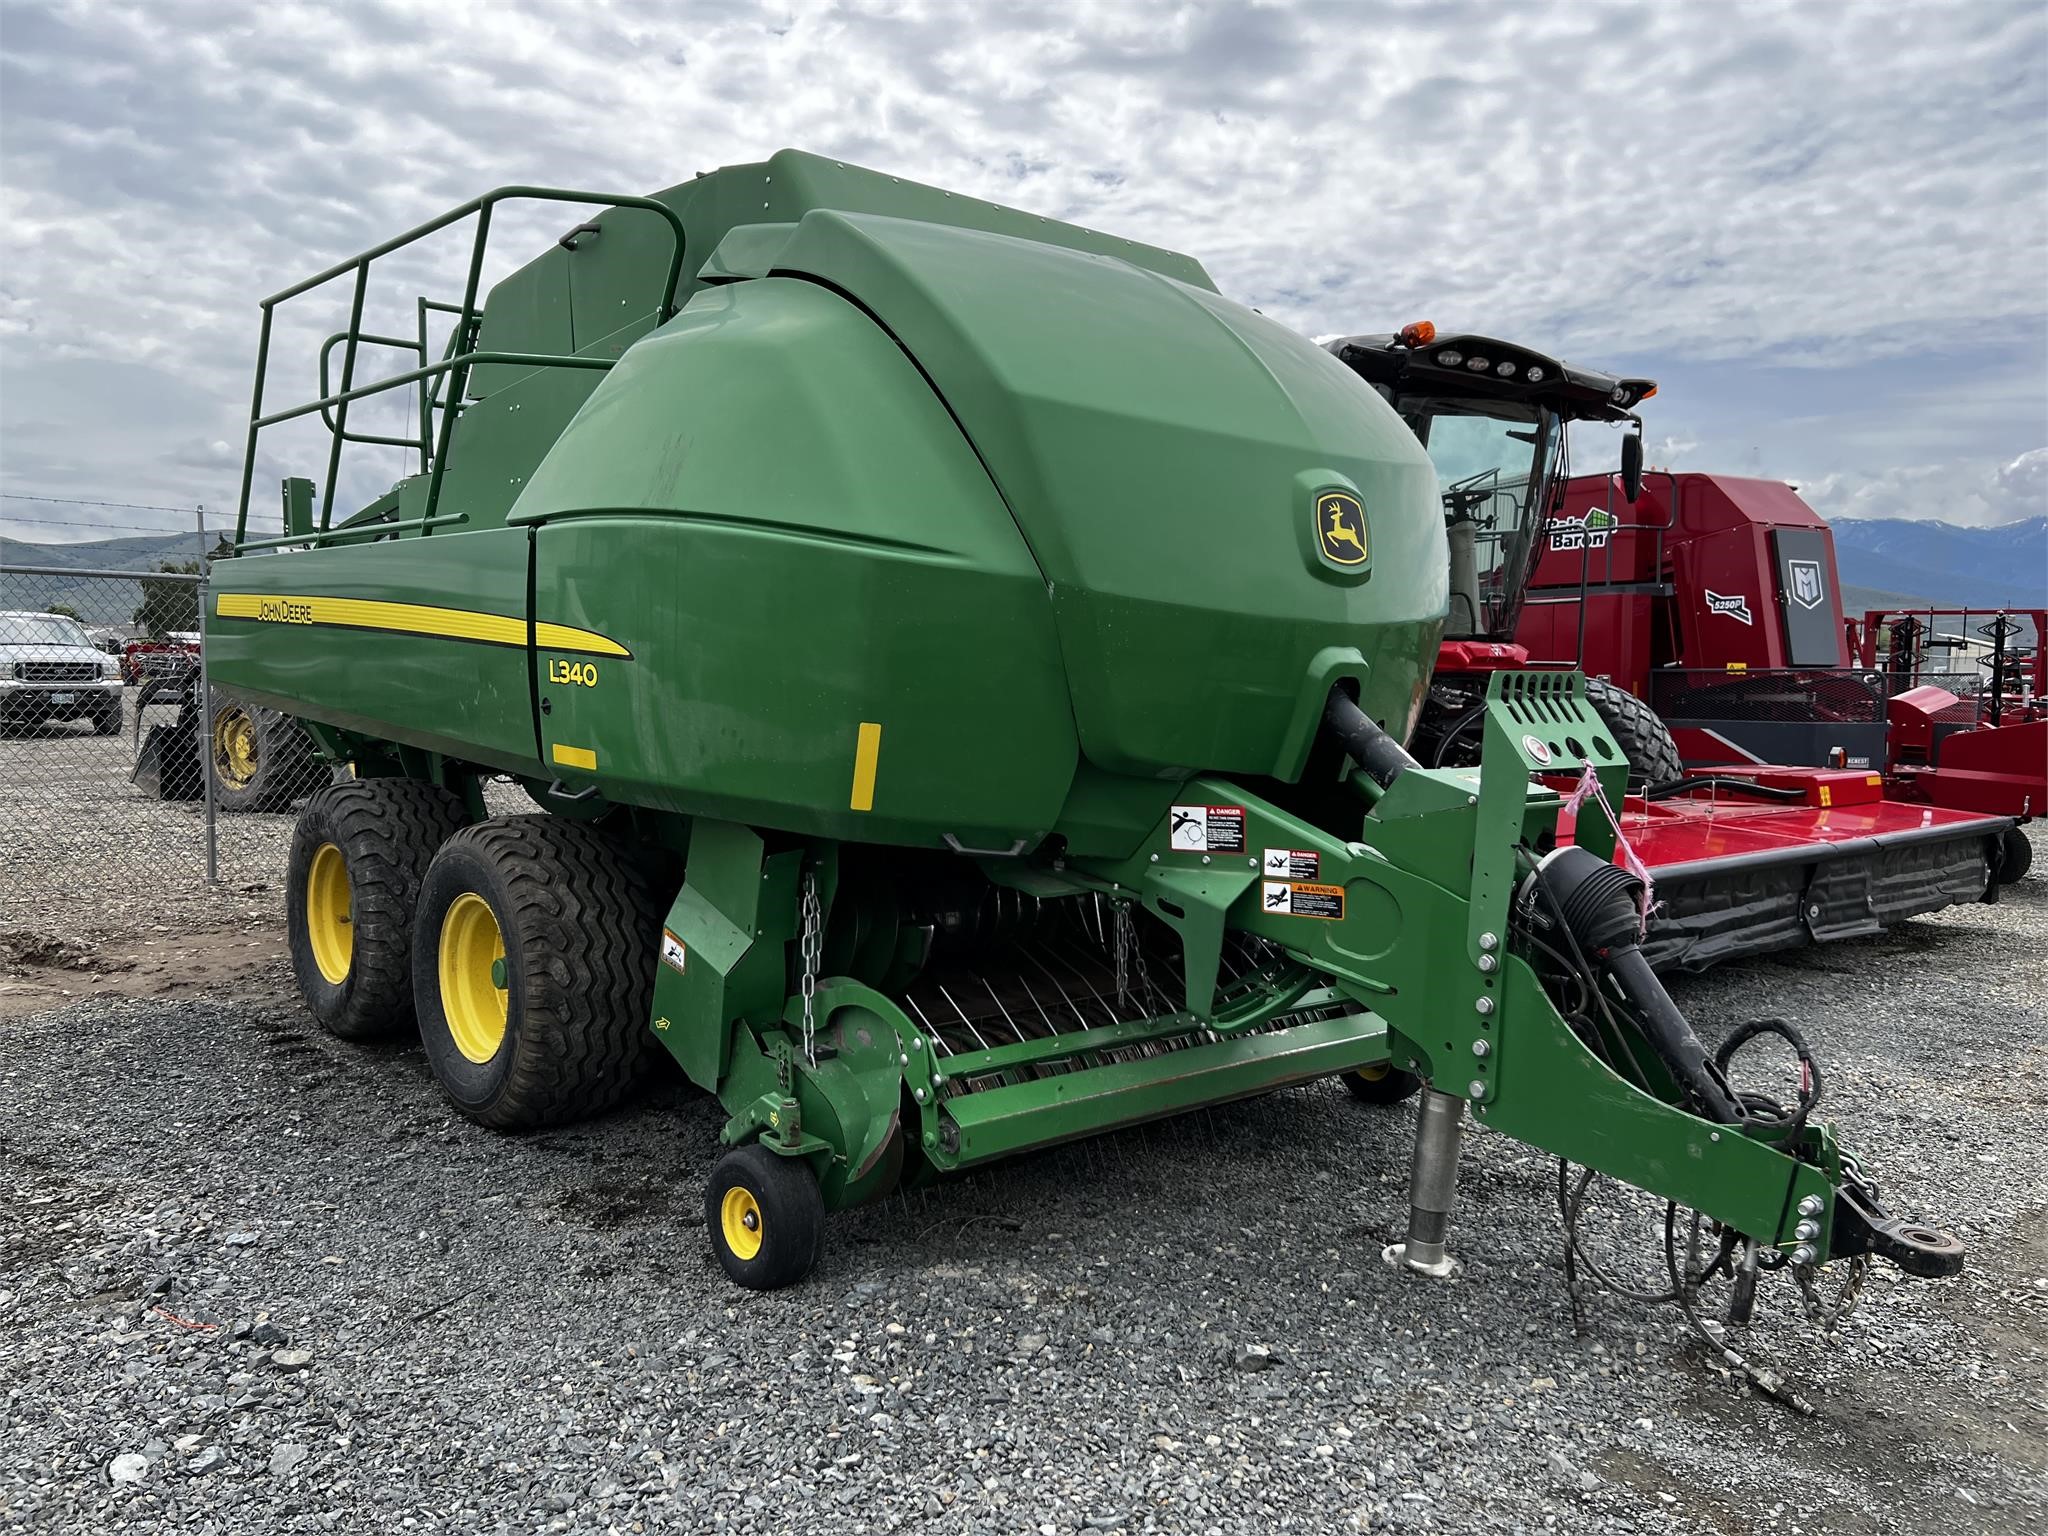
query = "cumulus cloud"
(1, 0, 2043, 538)
(1802, 447, 2048, 529)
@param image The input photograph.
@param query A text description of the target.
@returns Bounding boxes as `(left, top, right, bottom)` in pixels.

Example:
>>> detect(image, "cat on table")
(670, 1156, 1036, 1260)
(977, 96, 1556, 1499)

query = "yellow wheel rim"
(1354, 1062, 1391, 1083)
(439, 892, 509, 1064)
(721, 1186, 764, 1261)
(305, 842, 353, 985)
(211, 704, 258, 790)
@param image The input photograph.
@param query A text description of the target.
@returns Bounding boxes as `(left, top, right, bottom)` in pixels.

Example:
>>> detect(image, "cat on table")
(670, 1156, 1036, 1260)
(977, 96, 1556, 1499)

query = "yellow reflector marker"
(552, 743, 598, 771)
(850, 721, 882, 812)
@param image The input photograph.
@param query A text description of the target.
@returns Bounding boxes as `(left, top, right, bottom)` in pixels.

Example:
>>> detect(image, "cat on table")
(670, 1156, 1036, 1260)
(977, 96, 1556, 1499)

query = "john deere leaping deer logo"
(1316, 491, 1369, 567)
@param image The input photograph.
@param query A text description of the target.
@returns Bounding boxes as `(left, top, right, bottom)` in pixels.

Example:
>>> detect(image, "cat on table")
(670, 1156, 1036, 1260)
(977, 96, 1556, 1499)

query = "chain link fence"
(0, 563, 329, 940)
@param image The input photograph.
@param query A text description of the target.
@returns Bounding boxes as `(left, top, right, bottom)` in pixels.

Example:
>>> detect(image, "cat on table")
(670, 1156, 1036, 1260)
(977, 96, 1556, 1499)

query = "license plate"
(50, 692, 75, 705)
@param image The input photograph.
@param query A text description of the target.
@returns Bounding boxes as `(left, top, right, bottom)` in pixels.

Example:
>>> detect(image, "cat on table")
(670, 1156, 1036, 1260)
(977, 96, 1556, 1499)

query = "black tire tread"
(1341, 1065, 1423, 1105)
(1998, 825, 2033, 885)
(1584, 676, 1685, 790)
(705, 1143, 825, 1290)
(288, 779, 470, 1040)
(425, 815, 663, 1129)
(209, 686, 320, 813)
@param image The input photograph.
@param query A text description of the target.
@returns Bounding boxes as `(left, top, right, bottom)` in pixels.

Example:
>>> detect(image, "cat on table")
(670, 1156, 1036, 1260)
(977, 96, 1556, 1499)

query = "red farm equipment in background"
(1519, 473, 2044, 838)
(1325, 326, 2025, 972)
(1853, 606, 2045, 840)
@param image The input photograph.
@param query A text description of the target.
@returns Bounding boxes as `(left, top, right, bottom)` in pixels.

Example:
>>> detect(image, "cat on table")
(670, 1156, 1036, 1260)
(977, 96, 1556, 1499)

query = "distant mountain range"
(1830, 516, 2047, 611)
(0, 533, 210, 623)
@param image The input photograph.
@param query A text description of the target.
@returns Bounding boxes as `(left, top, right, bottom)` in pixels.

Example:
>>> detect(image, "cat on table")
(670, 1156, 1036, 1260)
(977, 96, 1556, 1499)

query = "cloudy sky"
(2, 0, 2043, 545)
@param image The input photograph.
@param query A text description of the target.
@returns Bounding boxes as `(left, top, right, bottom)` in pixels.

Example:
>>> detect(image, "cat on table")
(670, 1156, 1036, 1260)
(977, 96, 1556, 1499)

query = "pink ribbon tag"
(1565, 765, 1656, 937)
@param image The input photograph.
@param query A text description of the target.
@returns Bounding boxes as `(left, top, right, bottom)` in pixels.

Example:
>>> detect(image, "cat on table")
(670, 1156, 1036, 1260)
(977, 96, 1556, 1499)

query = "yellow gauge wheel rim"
(721, 1186, 764, 1261)
(1354, 1062, 1391, 1083)
(305, 842, 353, 985)
(211, 704, 259, 790)
(439, 892, 509, 1064)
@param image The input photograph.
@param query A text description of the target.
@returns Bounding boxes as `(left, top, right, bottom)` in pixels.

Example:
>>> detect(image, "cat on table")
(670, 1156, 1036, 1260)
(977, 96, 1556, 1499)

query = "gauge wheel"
(1341, 1061, 1423, 1104)
(1996, 825, 2033, 884)
(705, 1142, 825, 1290)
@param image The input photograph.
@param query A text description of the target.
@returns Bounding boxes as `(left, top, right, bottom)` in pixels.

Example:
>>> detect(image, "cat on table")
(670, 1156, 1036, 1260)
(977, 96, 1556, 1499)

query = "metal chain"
(1794, 1254, 1870, 1334)
(1113, 901, 1133, 1009)
(799, 870, 822, 1067)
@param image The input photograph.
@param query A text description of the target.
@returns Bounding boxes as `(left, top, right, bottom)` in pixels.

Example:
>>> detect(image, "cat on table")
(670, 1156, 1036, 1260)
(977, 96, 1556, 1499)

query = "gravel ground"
(1, 827, 2042, 1535)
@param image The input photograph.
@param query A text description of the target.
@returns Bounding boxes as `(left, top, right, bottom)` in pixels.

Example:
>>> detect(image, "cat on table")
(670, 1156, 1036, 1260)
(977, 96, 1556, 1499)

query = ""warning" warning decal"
(660, 930, 688, 973)
(1261, 847, 1320, 881)
(1261, 881, 1345, 919)
(1169, 804, 1247, 854)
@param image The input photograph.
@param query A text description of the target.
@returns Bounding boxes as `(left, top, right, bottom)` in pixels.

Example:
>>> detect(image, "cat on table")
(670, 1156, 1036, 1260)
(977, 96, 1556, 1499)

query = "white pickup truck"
(0, 611, 124, 734)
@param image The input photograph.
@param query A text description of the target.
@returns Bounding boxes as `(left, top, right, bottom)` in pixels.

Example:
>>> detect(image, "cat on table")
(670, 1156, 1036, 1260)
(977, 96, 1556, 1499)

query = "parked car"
(0, 610, 125, 733)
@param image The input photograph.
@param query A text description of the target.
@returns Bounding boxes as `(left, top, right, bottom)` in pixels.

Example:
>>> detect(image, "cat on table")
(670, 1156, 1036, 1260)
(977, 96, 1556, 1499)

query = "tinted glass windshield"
(1406, 405, 1559, 640)
(1, 614, 92, 647)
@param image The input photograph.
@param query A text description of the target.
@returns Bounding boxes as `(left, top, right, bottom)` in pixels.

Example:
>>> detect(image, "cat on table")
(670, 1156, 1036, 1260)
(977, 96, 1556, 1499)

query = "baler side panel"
(204, 527, 543, 775)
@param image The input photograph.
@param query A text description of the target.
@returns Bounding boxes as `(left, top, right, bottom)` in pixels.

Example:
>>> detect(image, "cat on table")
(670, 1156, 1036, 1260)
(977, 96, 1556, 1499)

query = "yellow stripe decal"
(849, 721, 882, 812)
(551, 743, 598, 771)
(213, 592, 628, 658)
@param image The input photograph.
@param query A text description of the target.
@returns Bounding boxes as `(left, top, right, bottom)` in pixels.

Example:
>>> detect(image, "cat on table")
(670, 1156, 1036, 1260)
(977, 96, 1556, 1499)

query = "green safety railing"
(231, 186, 688, 555)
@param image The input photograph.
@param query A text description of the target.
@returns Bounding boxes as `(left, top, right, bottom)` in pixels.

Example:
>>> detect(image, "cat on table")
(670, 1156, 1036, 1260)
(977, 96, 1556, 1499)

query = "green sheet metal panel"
(513, 277, 1079, 847)
(204, 527, 540, 774)
(469, 245, 573, 397)
(428, 365, 608, 534)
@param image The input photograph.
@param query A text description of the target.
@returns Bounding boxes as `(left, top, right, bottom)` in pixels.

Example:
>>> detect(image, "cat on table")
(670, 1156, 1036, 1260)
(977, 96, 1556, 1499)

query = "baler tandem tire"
(287, 779, 471, 1042)
(1583, 676, 1685, 791)
(705, 1142, 826, 1291)
(412, 816, 663, 1131)
(1340, 1062, 1423, 1105)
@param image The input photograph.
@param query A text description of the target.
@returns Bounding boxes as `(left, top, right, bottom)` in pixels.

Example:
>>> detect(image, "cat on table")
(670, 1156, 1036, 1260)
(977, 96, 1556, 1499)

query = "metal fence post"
(196, 504, 218, 883)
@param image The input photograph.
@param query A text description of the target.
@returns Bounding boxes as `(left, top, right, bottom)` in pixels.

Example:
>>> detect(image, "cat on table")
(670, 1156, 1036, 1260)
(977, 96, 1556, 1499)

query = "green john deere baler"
(205, 150, 1960, 1304)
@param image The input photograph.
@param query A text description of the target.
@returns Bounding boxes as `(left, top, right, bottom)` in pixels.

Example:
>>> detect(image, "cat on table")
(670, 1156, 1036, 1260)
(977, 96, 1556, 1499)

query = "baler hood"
(516, 210, 1446, 784)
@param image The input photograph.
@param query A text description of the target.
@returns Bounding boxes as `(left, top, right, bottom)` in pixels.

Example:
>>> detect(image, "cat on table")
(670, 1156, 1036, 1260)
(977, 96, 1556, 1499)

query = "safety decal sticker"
(659, 930, 688, 974)
(1262, 881, 1345, 919)
(1705, 589, 1754, 625)
(1170, 804, 1246, 853)
(1262, 847, 1320, 881)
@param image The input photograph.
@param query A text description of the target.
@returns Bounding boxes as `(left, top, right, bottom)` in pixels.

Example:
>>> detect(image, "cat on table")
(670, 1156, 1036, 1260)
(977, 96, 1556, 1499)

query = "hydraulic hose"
(1532, 846, 1744, 1125)
(1324, 692, 1420, 791)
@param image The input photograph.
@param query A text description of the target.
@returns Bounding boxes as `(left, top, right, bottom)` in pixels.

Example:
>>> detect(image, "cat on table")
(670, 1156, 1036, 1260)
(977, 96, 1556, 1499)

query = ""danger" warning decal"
(1169, 804, 1247, 854)
(1261, 881, 1345, 919)
(1261, 847, 1320, 881)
